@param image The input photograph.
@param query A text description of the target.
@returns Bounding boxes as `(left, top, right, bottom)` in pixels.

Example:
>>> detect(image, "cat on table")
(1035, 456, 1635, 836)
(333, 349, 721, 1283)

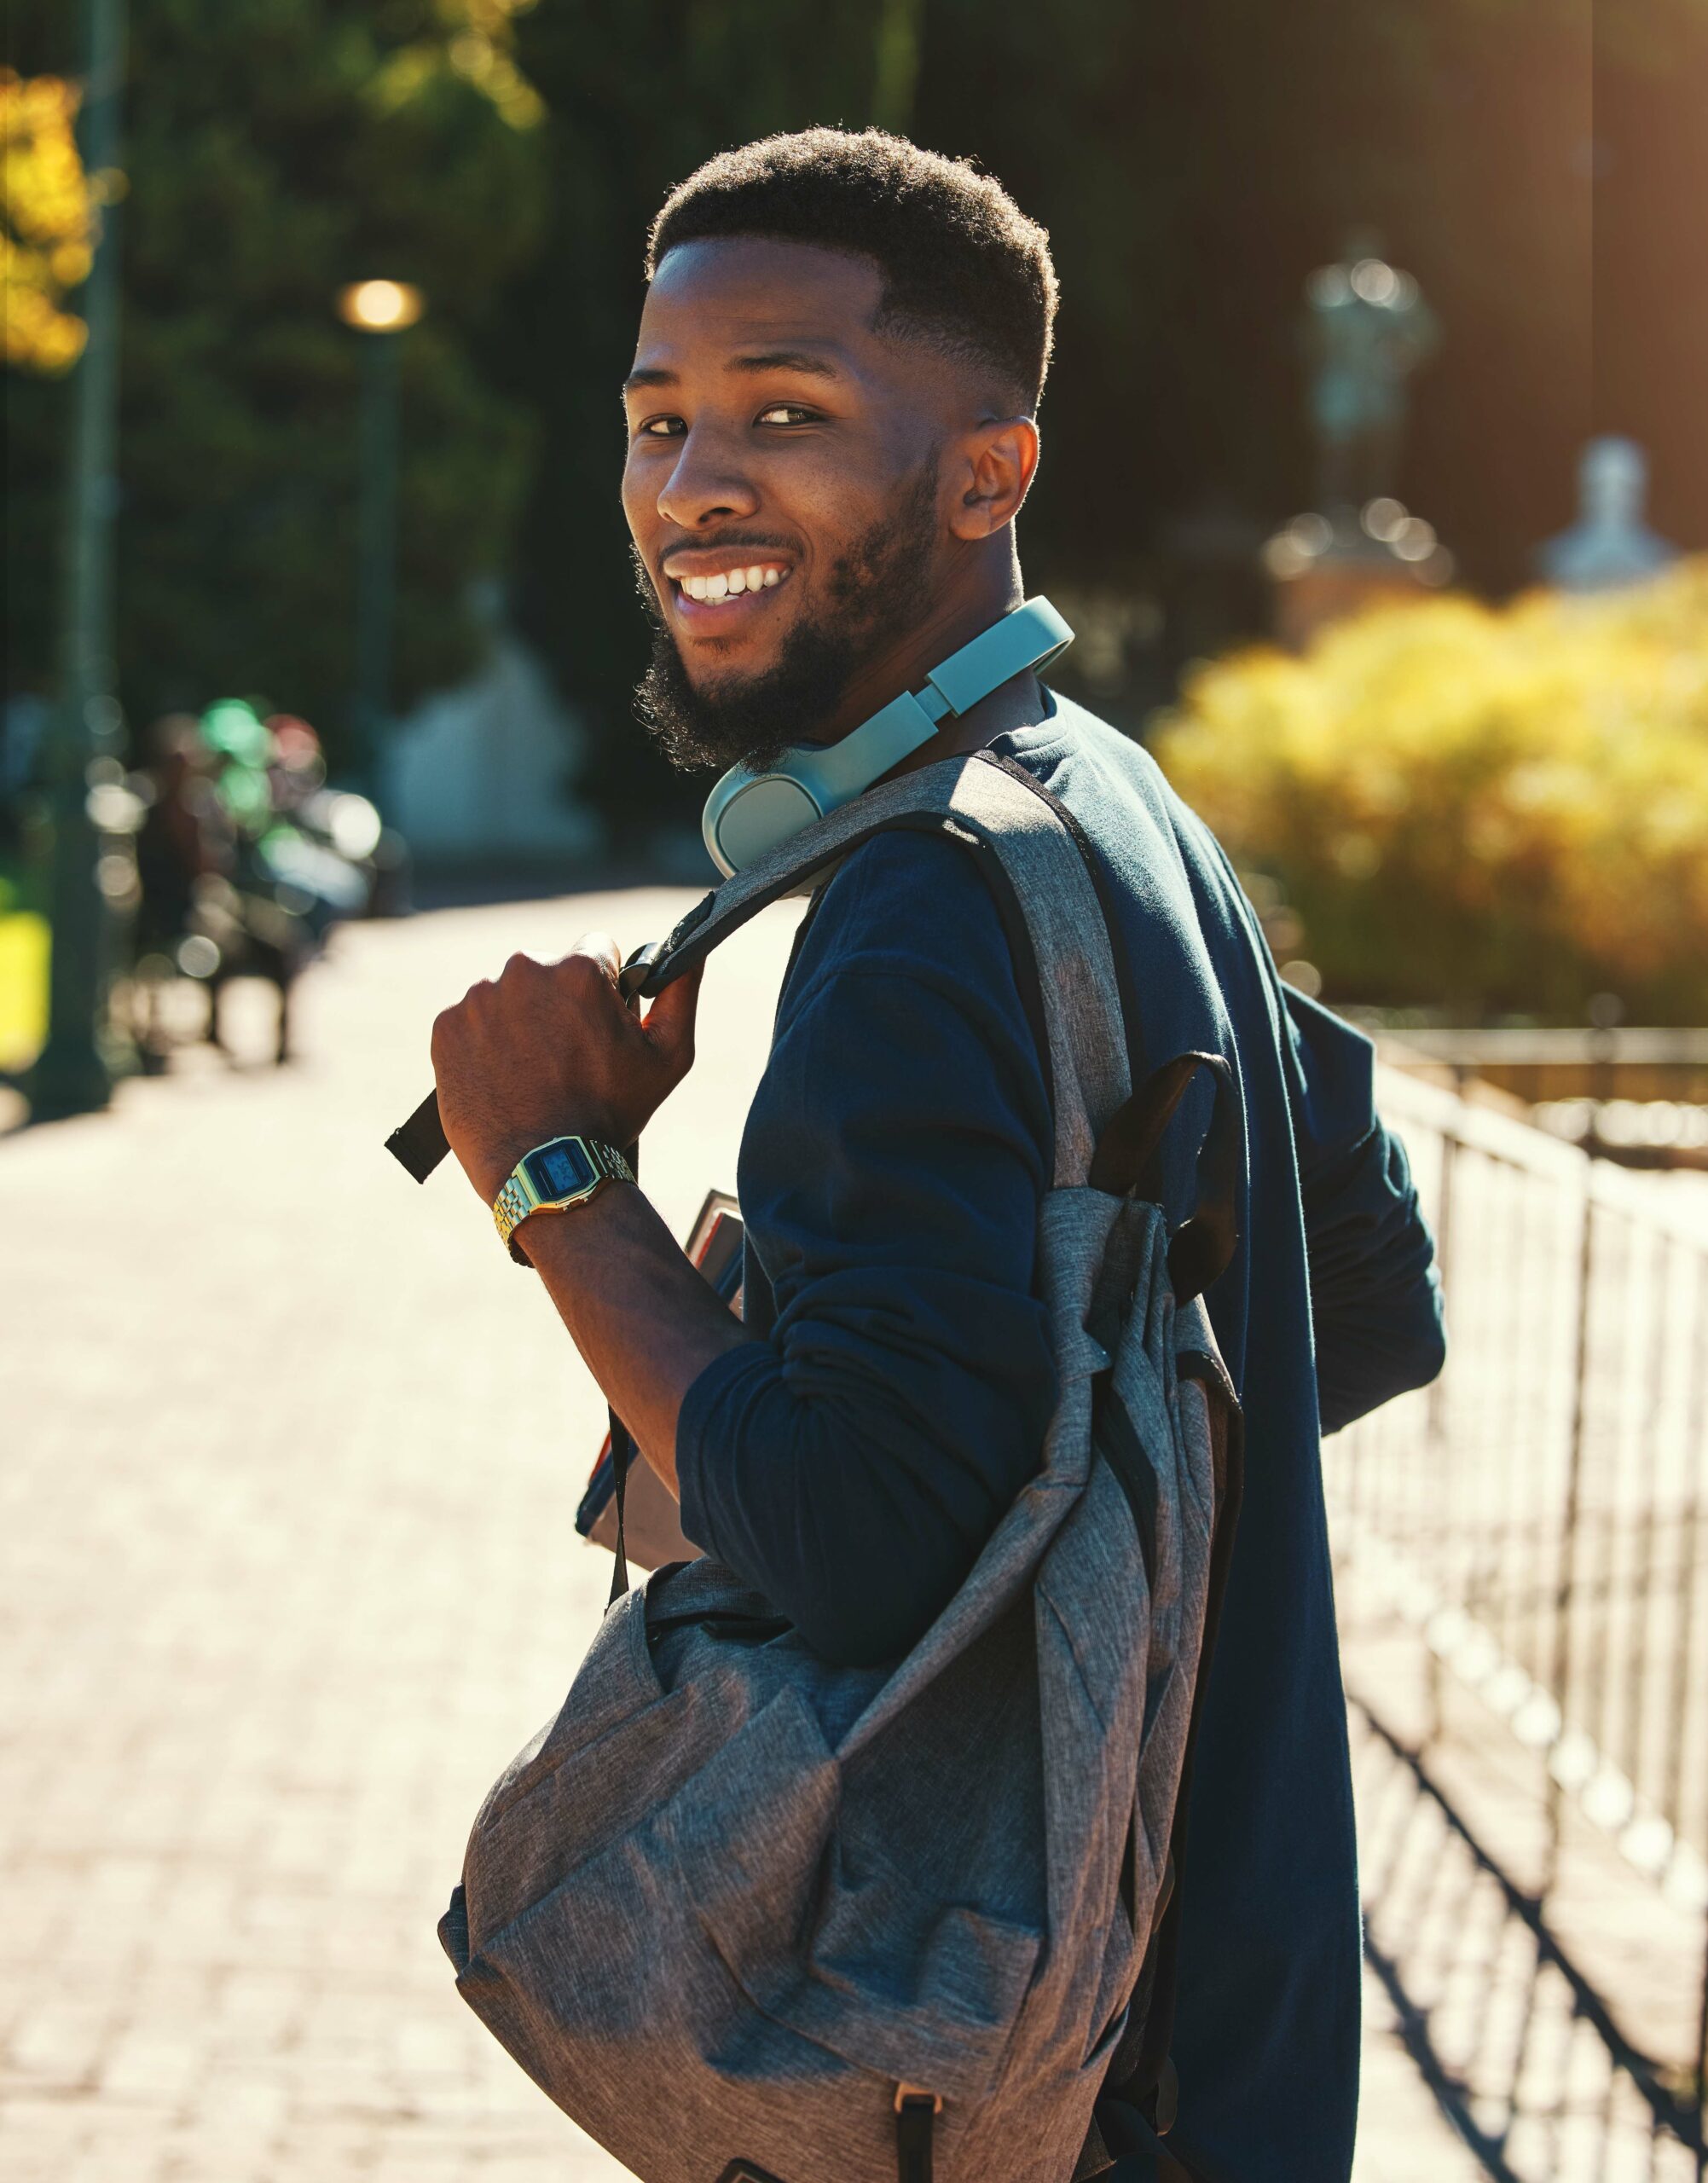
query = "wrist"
(512, 1176, 629, 1268)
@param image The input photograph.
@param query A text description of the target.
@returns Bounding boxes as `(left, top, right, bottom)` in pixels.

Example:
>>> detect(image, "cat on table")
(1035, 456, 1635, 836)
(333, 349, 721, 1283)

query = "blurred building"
(384, 585, 601, 870)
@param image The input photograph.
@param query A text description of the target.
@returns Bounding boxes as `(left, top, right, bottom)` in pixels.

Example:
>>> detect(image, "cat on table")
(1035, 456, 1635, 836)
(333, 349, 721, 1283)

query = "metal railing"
(1326, 1067, 1708, 2174)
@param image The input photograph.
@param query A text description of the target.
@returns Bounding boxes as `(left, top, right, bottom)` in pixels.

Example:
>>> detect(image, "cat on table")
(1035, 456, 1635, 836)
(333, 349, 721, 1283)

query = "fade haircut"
(646, 128, 1058, 413)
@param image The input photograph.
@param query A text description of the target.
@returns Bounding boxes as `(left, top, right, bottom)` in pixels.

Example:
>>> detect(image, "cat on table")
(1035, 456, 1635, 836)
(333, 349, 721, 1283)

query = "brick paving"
(3, 889, 1498, 2180)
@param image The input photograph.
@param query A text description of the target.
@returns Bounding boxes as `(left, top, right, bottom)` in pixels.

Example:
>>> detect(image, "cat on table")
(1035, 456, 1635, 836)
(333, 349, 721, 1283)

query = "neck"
(815, 538, 1028, 750)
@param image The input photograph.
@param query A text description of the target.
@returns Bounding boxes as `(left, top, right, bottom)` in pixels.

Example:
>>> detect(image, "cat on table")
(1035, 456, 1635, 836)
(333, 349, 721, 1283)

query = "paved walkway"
(2, 889, 1483, 2182)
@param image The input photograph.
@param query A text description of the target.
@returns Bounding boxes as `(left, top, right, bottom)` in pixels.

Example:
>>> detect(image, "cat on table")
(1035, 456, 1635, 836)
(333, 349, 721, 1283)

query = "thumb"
(641, 959, 704, 1075)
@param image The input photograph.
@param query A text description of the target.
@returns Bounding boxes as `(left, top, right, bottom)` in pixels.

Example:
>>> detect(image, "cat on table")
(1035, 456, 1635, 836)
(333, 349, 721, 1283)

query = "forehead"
(633, 236, 891, 377)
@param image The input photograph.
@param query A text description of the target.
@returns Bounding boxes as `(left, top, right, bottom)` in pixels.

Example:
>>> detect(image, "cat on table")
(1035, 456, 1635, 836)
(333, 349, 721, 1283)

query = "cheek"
(771, 461, 883, 580)
(619, 455, 652, 539)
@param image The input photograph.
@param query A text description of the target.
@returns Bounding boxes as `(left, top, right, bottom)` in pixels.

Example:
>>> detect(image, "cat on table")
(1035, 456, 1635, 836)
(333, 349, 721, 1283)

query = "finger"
(567, 929, 622, 981)
(641, 960, 704, 1073)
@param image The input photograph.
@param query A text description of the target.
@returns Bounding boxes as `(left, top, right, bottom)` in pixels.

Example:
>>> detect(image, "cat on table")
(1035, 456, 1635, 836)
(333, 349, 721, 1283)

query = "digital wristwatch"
(492, 1135, 635, 1265)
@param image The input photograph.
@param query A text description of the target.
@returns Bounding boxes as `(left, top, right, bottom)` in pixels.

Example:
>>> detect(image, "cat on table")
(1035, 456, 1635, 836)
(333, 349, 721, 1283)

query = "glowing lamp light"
(336, 280, 425, 333)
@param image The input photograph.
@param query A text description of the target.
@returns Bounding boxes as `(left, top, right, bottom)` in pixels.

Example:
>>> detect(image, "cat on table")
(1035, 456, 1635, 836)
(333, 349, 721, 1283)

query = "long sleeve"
(675, 832, 1057, 1668)
(1283, 986, 1447, 1433)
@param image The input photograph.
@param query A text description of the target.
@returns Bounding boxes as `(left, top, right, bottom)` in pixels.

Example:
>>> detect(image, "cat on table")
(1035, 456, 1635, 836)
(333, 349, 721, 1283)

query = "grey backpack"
(439, 752, 1243, 2183)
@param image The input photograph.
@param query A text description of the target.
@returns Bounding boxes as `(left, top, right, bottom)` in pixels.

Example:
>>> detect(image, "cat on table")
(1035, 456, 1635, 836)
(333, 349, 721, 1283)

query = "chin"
(685, 637, 783, 685)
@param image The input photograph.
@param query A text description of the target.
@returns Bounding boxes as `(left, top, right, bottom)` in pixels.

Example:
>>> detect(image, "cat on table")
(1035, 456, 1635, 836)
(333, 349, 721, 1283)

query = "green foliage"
(1151, 562, 1708, 1024)
(3, 0, 547, 762)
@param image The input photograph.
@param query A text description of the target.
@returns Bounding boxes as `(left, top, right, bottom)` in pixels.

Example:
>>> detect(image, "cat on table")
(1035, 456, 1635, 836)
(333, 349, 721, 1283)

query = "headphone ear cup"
(705, 773, 825, 875)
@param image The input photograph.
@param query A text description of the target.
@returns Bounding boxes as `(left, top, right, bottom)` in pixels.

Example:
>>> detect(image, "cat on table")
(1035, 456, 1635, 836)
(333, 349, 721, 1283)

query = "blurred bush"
(1151, 560, 1708, 1024)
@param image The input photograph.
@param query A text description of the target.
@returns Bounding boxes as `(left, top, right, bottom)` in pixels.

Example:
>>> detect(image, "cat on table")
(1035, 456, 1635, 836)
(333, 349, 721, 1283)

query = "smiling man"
(429, 130, 1445, 2183)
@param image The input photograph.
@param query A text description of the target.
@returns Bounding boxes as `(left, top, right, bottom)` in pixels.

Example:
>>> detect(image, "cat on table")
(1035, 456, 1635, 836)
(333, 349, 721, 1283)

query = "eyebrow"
(622, 349, 842, 396)
(728, 350, 839, 379)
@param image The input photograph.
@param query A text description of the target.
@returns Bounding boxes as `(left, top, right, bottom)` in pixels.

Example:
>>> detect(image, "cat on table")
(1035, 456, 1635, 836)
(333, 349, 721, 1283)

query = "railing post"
(1546, 1176, 1596, 1893)
(1422, 1123, 1456, 1749)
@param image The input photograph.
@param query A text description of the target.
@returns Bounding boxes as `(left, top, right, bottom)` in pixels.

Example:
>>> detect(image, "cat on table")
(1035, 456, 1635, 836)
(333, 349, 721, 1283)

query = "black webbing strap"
(895, 2091, 938, 2183)
(605, 1116, 643, 1607)
(1088, 1052, 1241, 1305)
(384, 1086, 452, 1183)
(605, 1411, 632, 1607)
(1109, 1365, 1245, 2140)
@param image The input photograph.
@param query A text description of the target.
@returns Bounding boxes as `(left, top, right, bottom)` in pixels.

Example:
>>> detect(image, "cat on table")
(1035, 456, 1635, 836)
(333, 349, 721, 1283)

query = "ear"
(947, 416, 1040, 542)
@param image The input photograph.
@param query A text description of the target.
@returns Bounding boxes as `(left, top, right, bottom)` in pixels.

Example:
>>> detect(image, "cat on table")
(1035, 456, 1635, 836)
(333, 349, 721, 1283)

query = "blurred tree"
(0, 69, 98, 374)
(3, 0, 548, 767)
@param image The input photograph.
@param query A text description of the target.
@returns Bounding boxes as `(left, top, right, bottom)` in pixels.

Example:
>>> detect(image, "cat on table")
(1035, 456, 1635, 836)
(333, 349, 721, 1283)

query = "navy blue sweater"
(677, 695, 1445, 2183)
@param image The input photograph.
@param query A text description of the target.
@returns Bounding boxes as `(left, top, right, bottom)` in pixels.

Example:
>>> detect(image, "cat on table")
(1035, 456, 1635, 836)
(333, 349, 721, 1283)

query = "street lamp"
(335, 280, 424, 796)
(31, 0, 129, 1120)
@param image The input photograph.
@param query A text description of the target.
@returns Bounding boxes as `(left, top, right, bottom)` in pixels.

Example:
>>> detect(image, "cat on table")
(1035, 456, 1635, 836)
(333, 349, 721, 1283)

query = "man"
(430, 129, 1445, 2182)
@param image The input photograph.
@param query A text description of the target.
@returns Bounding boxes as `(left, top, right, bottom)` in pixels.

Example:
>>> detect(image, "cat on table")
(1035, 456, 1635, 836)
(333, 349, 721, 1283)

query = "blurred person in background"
(429, 130, 1446, 2182)
(131, 712, 232, 1063)
(133, 713, 225, 955)
(131, 704, 377, 1067)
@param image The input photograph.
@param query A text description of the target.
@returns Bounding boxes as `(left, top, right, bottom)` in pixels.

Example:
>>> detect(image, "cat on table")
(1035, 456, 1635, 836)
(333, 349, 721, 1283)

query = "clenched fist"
(429, 931, 703, 1202)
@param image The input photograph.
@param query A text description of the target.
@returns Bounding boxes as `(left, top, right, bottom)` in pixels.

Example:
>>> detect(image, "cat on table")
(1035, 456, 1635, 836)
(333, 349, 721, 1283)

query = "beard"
(633, 460, 940, 774)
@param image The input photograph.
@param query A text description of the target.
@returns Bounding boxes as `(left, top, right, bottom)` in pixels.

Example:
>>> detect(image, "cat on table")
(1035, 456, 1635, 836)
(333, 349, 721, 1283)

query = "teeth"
(675, 564, 785, 601)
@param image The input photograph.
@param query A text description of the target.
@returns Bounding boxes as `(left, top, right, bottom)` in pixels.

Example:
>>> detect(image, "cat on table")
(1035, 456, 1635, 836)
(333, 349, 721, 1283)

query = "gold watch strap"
(493, 1137, 635, 1265)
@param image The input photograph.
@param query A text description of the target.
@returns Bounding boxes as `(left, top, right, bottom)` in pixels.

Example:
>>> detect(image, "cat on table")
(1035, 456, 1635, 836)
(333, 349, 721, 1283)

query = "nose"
(654, 421, 761, 532)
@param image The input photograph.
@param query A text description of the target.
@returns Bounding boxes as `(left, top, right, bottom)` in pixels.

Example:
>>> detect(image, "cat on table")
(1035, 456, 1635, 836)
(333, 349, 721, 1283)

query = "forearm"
(518, 1182, 751, 1496)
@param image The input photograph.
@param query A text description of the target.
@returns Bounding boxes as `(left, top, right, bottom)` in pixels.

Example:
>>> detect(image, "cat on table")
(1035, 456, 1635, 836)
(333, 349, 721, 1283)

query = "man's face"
(622, 238, 958, 771)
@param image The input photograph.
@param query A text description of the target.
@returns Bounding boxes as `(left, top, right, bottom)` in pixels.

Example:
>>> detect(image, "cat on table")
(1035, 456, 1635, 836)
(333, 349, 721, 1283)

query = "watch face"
(528, 1139, 596, 1199)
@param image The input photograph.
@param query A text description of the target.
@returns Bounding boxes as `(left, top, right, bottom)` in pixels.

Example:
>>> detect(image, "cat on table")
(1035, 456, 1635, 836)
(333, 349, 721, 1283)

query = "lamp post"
(335, 279, 423, 796)
(30, 0, 128, 1120)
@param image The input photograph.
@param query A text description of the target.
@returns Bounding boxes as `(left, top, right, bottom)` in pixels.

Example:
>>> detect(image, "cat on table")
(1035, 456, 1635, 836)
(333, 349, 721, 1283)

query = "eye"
(638, 414, 685, 438)
(756, 402, 817, 427)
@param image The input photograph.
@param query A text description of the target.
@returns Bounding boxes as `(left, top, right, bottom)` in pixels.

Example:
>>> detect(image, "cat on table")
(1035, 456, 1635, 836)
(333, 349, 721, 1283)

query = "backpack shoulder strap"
(634, 749, 1132, 1184)
(382, 750, 1132, 1188)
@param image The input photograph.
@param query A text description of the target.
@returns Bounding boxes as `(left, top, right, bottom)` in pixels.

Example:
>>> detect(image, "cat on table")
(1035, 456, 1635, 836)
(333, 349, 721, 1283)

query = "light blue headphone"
(700, 595, 1074, 876)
